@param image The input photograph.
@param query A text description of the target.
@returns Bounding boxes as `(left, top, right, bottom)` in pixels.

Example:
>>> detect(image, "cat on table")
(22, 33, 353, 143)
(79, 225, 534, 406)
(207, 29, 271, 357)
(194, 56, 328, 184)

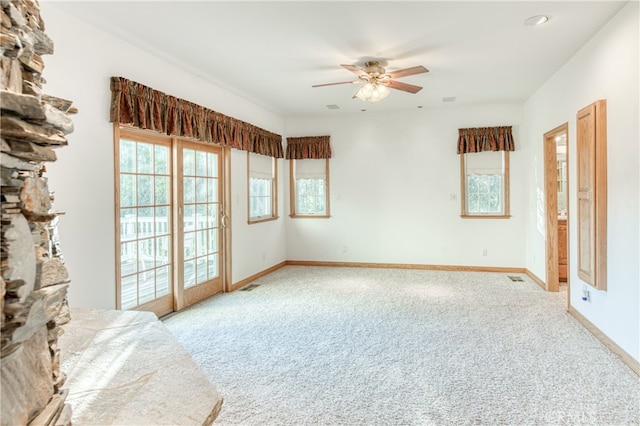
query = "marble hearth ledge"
(59, 308, 223, 425)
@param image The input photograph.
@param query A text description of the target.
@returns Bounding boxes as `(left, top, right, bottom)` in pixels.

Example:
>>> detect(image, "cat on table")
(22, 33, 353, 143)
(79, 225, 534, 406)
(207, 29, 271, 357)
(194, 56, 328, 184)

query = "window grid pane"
(466, 174, 503, 214)
(249, 177, 273, 219)
(296, 178, 326, 215)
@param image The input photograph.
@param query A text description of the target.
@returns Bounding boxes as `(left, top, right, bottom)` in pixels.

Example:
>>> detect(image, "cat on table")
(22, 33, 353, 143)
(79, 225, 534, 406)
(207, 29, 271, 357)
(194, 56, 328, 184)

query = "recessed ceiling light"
(326, 104, 340, 110)
(443, 96, 456, 103)
(525, 15, 550, 26)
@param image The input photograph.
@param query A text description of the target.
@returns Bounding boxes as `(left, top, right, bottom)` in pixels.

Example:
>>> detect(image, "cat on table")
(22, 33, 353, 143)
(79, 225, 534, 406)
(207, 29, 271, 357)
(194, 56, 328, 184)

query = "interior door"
(176, 140, 224, 309)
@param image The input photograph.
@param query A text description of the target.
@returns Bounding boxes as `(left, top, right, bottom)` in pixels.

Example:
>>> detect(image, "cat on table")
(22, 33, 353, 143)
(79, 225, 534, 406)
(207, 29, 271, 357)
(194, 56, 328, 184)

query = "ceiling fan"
(312, 61, 429, 103)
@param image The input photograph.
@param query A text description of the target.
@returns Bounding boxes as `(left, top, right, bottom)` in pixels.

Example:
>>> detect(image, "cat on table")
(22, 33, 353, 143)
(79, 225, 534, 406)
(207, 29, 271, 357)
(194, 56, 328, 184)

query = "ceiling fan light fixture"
(525, 15, 550, 26)
(355, 82, 390, 103)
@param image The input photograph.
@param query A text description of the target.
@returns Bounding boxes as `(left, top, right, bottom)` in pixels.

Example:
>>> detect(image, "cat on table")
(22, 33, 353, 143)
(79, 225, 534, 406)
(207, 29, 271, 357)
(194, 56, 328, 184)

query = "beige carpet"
(163, 266, 640, 425)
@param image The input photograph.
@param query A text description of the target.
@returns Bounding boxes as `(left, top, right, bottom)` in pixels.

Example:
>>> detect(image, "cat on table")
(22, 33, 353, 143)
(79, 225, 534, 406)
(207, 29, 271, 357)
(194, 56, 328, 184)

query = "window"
(290, 158, 330, 217)
(248, 152, 277, 222)
(460, 150, 510, 218)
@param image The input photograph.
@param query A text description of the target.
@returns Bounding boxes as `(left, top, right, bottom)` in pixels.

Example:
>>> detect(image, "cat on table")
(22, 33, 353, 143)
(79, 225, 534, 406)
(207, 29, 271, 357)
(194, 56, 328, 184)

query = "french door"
(115, 127, 224, 316)
(175, 139, 223, 310)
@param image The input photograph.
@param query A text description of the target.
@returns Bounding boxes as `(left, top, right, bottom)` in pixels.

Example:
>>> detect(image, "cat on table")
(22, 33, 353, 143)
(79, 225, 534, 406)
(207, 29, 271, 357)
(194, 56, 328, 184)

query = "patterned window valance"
(286, 136, 332, 159)
(457, 126, 515, 154)
(109, 77, 283, 158)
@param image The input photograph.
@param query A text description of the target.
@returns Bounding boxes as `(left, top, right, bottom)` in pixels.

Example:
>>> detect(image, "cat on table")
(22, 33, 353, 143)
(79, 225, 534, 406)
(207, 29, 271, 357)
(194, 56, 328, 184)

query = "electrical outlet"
(342, 246, 348, 254)
(582, 285, 591, 302)
(482, 249, 488, 256)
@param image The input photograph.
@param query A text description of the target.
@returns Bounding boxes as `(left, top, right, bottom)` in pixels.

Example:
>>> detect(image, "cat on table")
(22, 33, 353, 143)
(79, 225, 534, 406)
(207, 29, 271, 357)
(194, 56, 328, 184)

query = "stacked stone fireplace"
(1, 1, 75, 424)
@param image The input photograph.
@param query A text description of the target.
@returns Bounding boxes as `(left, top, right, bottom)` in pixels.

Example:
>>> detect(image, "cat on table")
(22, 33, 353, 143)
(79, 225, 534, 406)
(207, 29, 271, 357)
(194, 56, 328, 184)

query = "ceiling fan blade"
(387, 65, 429, 79)
(341, 64, 368, 77)
(312, 80, 360, 88)
(386, 80, 423, 94)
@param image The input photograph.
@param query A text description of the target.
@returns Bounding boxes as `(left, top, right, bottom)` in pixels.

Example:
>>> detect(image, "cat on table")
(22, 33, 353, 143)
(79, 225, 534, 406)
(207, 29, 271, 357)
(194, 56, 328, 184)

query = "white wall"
(39, 4, 286, 309)
(523, 2, 639, 361)
(285, 103, 525, 267)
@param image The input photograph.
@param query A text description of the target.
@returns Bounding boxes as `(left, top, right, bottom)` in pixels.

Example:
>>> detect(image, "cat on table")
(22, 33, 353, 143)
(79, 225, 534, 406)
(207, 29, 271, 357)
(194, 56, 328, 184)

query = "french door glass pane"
(196, 178, 207, 203)
(196, 257, 207, 283)
(139, 270, 155, 304)
(120, 175, 136, 207)
(120, 209, 136, 241)
(155, 145, 169, 174)
(155, 176, 169, 205)
(137, 143, 153, 174)
(196, 204, 207, 230)
(184, 259, 196, 288)
(184, 204, 195, 232)
(138, 207, 154, 238)
(184, 177, 195, 204)
(184, 232, 196, 260)
(208, 254, 218, 280)
(183, 149, 195, 175)
(121, 275, 137, 310)
(118, 138, 172, 310)
(182, 148, 219, 289)
(196, 151, 207, 176)
(155, 206, 170, 236)
(155, 236, 170, 266)
(120, 140, 136, 172)
(156, 266, 171, 297)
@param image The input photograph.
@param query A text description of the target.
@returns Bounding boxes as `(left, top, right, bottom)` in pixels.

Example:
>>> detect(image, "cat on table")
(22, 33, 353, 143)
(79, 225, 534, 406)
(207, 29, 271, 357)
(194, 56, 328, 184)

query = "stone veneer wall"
(1, 0, 75, 424)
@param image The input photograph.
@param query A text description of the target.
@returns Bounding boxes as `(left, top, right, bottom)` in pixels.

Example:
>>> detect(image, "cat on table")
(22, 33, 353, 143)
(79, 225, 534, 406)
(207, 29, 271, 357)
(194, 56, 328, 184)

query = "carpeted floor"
(163, 266, 640, 425)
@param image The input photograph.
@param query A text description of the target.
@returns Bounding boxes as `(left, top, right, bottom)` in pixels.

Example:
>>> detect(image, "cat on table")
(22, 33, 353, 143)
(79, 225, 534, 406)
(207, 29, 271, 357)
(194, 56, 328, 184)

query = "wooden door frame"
(222, 146, 232, 292)
(114, 125, 175, 317)
(173, 140, 227, 311)
(543, 123, 569, 295)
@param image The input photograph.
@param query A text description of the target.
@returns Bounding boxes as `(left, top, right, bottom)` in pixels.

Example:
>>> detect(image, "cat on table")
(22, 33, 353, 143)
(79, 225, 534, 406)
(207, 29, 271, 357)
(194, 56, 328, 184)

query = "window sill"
(460, 214, 512, 219)
(289, 214, 331, 219)
(248, 216, 279, 225)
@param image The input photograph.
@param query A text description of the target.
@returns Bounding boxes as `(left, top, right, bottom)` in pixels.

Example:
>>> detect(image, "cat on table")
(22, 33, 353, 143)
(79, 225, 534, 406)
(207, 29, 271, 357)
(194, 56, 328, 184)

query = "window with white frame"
(248, 152, 277, 222)
(461, 150, 510, 217)
(290, 158, 329, 216)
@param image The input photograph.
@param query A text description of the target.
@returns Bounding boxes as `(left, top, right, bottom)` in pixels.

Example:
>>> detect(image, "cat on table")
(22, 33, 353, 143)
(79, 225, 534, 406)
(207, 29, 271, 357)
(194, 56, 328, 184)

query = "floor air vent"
(240, 284, 260, 291)
(507, 275, 525, 282)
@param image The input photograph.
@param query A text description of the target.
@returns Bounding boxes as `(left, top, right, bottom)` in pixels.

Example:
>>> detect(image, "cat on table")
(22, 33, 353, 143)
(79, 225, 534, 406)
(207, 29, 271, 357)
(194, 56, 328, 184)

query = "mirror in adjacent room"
(555, 134, 568, 284)
(557, 135, 567, 219)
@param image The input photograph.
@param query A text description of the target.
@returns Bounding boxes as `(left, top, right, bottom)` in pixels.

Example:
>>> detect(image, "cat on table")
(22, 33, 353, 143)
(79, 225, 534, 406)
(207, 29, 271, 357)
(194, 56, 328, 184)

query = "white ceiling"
(47, 1, 626, 117)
